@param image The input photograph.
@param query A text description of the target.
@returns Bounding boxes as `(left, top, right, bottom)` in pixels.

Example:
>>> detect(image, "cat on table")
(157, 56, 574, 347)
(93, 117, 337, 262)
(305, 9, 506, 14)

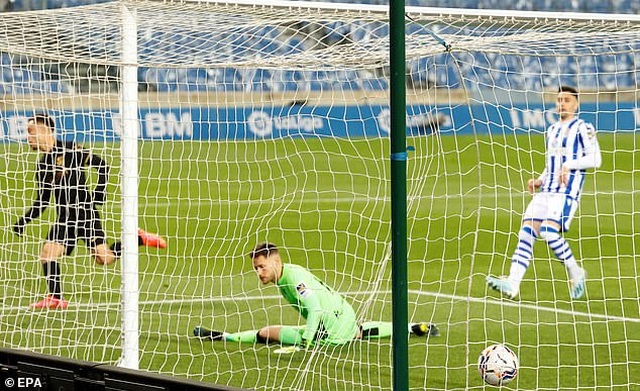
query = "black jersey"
(20, 140, 109, 225)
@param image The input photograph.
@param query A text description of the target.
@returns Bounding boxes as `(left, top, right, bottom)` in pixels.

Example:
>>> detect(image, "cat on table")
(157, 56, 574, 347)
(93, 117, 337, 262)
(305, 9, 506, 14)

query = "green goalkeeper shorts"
(302, 303, 359, 346)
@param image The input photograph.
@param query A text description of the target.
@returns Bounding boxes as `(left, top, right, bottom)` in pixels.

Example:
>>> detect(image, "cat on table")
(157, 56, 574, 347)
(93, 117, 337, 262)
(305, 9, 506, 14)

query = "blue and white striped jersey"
(538, 117, 601, 200)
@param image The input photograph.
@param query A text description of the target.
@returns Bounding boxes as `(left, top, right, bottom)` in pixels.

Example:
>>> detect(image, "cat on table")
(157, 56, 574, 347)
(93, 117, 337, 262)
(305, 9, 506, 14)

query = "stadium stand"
(1, 0, 639, 94)
(0, 53, 74, 95)
(5, 0, 639, 13)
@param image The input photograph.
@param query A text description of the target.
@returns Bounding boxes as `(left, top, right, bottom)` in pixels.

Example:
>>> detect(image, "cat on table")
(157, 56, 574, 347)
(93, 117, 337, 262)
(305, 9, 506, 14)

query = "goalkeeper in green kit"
(193, 242, 438, 349)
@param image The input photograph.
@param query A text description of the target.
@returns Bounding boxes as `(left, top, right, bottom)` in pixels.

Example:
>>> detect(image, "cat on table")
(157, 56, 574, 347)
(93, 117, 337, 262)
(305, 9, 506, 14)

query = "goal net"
(0, 0, 639, 389)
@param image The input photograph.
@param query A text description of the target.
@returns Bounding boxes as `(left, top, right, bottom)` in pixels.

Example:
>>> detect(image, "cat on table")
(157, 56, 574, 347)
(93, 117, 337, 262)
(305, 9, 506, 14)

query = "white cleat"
(569, 268, 586, 299)
(486, 275, 519, 299)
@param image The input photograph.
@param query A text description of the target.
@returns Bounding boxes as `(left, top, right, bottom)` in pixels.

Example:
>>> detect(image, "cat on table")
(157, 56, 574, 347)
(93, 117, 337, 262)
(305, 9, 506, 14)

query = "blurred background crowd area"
(2, 0, 640, 13)
(0, 0, 638, 96)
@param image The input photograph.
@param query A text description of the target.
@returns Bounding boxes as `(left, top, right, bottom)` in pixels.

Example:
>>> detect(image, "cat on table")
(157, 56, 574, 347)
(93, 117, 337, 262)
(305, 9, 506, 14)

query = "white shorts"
(523, 192, 578, 232)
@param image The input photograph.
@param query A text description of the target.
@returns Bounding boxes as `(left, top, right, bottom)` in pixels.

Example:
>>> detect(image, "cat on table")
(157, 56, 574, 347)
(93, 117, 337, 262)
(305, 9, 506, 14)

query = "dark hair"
(558, 85, 579, 100)
(28, 113, 55, 130)
(250, 242, 279, 259)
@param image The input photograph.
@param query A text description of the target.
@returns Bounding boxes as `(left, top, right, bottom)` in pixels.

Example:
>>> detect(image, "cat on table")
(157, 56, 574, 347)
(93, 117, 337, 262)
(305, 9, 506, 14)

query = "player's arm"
(83, 151, 110, 205)
(560, 124, 601, 185)
(13, 171, 52, 235)
(297, 285, 324, 348)
(563, 124, 602, 170)
(527, 168, 546, 194)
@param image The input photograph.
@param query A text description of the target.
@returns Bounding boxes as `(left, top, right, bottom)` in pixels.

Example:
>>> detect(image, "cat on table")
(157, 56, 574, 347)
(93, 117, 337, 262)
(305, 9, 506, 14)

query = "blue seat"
(202, 68, 240, 91)
(8, 85, 29, 95)
(3, 68, 41, 83)
(614, 72, 634, 89)
(358, 73, 388, 91)
(324, 21, 352, 45)
(580, 0, 611, 12)
(140, 68, 175, 92)
(0, 82, 11, 95)
(0, 53, 12, 65)
(234, 68, 271, 92)
(29, 80, 73, 94)
(40, 0, 108, 9)
(369, 22, 389, 40)
(277, 37, 306, 56)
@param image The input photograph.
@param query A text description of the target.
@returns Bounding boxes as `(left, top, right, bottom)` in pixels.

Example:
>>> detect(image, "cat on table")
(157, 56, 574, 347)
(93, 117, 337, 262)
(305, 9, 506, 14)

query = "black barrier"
(0, 348, 250, 391)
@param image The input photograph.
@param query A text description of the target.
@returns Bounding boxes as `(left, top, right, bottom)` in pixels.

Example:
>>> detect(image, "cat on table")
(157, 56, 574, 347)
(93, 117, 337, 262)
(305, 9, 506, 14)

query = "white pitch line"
(2, 289, 639, 324)
(1, 190, 628, 211)
(118, 190, 611, 208)
(0, 193, 503, 211)
(409, 289, 640, 324)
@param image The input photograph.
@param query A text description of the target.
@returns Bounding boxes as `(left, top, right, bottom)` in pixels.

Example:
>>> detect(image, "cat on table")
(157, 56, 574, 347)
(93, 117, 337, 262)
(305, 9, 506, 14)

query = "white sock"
(539, 224, 582, 281)
(507, 225, 537, 289)
(564, 259, 583, 282)
(508, 262, 527, 289)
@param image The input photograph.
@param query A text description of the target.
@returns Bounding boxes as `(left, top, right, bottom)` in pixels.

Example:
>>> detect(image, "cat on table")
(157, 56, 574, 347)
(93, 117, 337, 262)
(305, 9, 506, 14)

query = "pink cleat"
(138, 228, 167, 249)
(29, 295, 68, 310)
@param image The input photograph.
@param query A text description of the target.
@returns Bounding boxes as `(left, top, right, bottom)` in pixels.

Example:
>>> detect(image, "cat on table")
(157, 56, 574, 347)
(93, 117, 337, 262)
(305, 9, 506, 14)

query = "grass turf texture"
(1, 133, 639, 390)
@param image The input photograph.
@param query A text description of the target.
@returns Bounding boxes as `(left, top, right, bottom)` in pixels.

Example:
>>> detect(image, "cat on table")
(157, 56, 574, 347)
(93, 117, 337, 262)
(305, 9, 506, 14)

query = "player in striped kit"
(486, 86, 602, 300)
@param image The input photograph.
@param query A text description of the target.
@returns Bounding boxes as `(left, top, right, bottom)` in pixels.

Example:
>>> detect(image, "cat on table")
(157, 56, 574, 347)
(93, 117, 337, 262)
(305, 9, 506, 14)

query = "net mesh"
(0, 1, 639, 390)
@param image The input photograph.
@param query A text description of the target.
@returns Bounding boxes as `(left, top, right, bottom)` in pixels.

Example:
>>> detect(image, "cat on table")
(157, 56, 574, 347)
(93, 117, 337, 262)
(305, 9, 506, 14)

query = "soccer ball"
(477, 344, 519, 386)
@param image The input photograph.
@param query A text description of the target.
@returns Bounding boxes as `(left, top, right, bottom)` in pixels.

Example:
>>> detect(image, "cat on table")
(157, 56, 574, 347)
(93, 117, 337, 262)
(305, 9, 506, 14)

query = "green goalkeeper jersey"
(277, 263, 358, 345)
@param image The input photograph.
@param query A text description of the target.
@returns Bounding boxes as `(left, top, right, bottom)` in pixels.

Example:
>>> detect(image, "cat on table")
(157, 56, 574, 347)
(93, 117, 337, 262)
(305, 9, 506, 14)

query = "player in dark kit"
(13, 113, 167, 309)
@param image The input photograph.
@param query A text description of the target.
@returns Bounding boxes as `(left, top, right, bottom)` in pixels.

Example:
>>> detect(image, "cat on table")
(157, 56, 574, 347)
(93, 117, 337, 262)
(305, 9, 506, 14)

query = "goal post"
(389, 1, 409, 391)
(0, 1, 639, 390)
(120, 2, 140, 370)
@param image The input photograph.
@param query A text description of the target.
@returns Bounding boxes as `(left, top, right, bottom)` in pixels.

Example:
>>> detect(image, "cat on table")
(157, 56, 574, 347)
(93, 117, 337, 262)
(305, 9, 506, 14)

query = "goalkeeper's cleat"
(138, 228, 167, 249)
(193, 326, 225, 341)
(569, 268, 586, 299)
(29, 295, 68, 310)
(411, 322, 440, 337)
(486, 275, 519, 299)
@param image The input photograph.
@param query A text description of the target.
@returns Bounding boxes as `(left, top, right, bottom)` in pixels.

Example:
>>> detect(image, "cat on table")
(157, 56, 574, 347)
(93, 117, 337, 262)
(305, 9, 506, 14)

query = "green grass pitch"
(1, 133, 639, 390)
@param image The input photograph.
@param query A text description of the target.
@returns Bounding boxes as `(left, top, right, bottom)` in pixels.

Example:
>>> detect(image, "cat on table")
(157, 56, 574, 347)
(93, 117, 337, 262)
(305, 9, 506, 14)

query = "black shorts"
(47, 207, 107, 256)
